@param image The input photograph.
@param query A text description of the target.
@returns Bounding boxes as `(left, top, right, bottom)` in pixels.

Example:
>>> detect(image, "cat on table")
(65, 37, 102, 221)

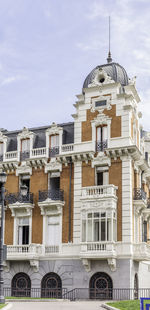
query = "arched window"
(89, 272, 113, 300)
(41, 272, 62, 298)
(11, 272, 31, 297)
(134, 273, 138, 299)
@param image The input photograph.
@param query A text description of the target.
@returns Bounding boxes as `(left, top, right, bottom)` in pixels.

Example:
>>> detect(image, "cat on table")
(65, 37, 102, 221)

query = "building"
(1, 53, 150, 299)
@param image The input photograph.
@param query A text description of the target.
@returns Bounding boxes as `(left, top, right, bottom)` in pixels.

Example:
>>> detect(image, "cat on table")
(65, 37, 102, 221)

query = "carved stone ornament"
(18, 127, 34, 139)
(88, 68, 114, 88)
(92, 112, 111, 127)
(16, 163, 32, 176)
(30, 260, 39, 272)
(46, 122, 63, 136)
(3, 261, 10, 272)
(91, 94, 112, 113)
(45, 158, 62, 173)
(0, 131, 7, 143)
(82, 258, 91, 272)
(107, 258, 116, 272)
(92, 153, 111, 168)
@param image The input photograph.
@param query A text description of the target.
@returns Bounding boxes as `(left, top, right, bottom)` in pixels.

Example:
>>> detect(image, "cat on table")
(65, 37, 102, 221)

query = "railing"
(63, 288, 150, 301)
(81, 185, 117, 199)
(81, 242, 115, 252)
(20, 151, 30, 161)
(6, 192, 34, 204)
(5, 151, 18, 160)
(96, 140, 107, 152)
(39, 189, 64, 202)
(7, 245, 29, 253)
(32, 147, 46, 157)
(134, 188, 147, 200)
(4, 287, 67, 298)
(61, 144, 74, 153)
(0, 154, 3, 162)
(49, 147, 59, 157)
(45, 245, 59, 253)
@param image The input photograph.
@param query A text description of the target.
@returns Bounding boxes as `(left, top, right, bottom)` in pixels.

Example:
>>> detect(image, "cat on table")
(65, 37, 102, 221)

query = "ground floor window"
(41, 272, 62, 298)
(11, 272, 31, 297)
(89, 272, 113, 300)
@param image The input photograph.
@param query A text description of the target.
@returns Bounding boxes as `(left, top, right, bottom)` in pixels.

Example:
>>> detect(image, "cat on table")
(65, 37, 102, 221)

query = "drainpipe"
(68, 157, 72, 242)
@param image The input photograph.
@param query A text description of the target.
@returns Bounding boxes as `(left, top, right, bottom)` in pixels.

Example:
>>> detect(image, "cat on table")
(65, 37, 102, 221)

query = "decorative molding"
(91, 113, 111, 127)
(39, 201, 64, 216)
(92, 153, 111, 168)
(88, 68, 114, 88)
(82, 258, 91, 272)
(107, 258, 116, 272)
(16, 162, 32, 176)
(0, 131, 7, 143)
(3, 261, 10, 272)
(91, 94, 112, 113)
(46, 122, 63, 136)
(45, 158, 62, 173)
(9, 203, 34, 217)
(30, 260, 39, 272)
(18, 127, 34, 139)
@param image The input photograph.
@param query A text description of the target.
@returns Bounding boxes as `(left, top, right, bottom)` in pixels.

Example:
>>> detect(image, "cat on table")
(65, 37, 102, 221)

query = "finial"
(107, 16, 112, 63)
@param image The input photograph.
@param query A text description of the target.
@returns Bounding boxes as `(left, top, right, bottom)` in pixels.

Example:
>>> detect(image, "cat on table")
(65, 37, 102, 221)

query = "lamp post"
(0, 172, 7, 304)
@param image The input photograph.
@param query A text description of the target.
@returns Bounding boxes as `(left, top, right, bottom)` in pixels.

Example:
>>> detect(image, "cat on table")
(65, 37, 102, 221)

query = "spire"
(107, 16, 112, 63)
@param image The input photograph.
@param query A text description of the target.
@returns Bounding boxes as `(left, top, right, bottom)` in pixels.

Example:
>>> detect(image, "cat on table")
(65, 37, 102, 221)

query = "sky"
(0, 0, 150, 131)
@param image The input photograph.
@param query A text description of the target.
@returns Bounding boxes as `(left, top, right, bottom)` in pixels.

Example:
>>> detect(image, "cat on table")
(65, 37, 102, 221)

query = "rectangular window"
(18, 218, 29, 245)
(47, 216, 60, 245)
(50, 135, 59, 148)
(20, 175, 30, 193)
(95, 100, 107, 107)
(21, 139, 30, 152)
(97, 170, 108, 185)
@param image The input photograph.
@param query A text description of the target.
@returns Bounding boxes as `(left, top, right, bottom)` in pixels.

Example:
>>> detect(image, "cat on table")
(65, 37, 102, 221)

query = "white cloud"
(1, 75, 27, 86)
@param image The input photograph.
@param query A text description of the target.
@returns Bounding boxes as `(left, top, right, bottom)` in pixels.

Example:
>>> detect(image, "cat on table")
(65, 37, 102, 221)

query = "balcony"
(133, 243, 150, 261)
(81, 185, 117, 200)
(20, 151, 30, 161)
(0, 154, 3, 162)
(134, 188, 147, 201)
(5, 151, 18, 161)
(49, 147, 59, 157)
(96, 140, 107, 152)
(31, 147, 47, 158)
(80, 242, 116, 259)
(39, 189, 64, 202)
(61, 144, 74, 153)
(6, 192, 33, 204)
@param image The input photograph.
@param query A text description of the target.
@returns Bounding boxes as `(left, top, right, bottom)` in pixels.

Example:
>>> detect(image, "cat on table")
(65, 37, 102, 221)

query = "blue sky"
(0, 0, 150, 131)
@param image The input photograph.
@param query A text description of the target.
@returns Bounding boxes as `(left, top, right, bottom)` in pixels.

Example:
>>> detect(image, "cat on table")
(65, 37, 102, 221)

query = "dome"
(83, 62, 129, 89)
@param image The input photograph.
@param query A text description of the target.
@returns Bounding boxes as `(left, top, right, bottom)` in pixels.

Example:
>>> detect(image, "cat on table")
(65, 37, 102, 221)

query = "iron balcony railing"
(96, 140, 107, 152)
(49, 147, 59, 157)
(39, 189, 64, 202)
(6, 192, 34, 204)
(0, 154, 3, 162)
(20, 151, 30, 161)
(134, 188, 147, 201)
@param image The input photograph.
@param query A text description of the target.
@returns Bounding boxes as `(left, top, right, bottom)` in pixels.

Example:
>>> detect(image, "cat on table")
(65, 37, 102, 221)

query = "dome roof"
(83, 62, 129, 89)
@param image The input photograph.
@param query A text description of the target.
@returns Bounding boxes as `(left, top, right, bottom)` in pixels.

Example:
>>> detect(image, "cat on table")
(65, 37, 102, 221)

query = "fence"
(3, 287, 150, 300)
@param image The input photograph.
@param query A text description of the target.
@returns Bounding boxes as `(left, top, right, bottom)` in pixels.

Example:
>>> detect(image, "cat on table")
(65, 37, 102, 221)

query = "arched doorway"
(134, 273, 138, 299)
(11, 272, 31, 297)
(89, 272, 113, 300)
(41, 272, 62, 298)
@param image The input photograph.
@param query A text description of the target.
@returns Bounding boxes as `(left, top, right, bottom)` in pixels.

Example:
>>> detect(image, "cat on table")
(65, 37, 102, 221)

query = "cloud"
(1, 75, 27, 86)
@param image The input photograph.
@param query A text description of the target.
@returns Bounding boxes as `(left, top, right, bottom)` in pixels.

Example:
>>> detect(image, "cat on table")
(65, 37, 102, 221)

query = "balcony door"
(46, 216, 60, 246)
(18, 218, 29, 245)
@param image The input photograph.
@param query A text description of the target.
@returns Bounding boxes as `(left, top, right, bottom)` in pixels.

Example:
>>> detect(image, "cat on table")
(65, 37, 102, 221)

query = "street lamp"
(0, 172, 7, 304)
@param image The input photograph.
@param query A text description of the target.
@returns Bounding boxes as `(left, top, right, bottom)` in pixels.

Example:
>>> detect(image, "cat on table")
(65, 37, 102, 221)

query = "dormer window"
(49, 135, 59, 157)
(0, 143, 3, 161)
(96, 126, 107, 152)
(21, 139, 30, 161)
